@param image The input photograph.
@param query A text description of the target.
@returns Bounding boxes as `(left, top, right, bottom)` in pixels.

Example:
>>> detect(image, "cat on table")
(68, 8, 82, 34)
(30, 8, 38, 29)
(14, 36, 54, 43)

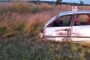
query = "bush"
(0, 3, 53, 14)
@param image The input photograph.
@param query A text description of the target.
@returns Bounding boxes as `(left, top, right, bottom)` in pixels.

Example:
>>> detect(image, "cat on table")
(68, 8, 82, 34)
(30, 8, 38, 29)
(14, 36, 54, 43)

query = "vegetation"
(56, 0, 62, 5)
(0, 2, 90, 60)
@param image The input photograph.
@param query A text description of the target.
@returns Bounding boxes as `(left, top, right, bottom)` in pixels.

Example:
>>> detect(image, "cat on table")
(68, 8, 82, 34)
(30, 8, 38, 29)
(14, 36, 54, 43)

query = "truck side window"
(51, 15, 71, 27)
(74, 14, 90, 26)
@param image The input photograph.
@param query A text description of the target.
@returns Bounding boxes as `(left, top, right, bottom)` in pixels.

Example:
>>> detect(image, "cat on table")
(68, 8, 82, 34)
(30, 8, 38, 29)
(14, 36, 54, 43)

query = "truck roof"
(58, 10, 90, 16)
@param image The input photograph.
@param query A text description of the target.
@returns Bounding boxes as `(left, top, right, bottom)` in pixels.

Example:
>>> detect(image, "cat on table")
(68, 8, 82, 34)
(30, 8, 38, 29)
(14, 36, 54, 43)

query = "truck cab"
(42, 10, 90, 42)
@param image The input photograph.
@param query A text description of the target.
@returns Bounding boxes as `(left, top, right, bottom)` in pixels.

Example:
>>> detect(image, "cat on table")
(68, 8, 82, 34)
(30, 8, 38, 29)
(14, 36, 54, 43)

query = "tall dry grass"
(0, 2, 90, 37)
(0, 2, 54, 14)
(0, 3, 57, 37)
(24, 12, 52, 33)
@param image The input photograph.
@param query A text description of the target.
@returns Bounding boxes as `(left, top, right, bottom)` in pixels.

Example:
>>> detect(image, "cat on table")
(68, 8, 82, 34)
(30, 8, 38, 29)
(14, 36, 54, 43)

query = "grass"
(0, 37, 90, 60)
(0, 2, 90, 60)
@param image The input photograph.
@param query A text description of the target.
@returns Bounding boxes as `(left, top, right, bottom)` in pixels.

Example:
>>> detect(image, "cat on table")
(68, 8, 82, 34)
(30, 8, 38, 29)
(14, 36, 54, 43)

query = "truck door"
(44, 15, 72, 41)
(71, 14, 90, 42)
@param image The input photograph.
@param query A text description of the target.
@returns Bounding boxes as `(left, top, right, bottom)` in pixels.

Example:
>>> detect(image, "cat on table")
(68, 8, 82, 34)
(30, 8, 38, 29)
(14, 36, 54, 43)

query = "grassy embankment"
(0, 2, 90, 60)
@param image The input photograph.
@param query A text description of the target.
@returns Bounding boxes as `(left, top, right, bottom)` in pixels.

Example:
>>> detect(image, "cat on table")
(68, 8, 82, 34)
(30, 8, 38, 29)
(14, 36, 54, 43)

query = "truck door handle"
(65, 28, 71, 31)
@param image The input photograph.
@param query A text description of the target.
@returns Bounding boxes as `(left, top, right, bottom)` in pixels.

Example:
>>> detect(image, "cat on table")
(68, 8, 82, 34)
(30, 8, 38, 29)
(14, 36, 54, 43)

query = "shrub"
(31, 6, 39, 13)
(38, 3, 53, 11)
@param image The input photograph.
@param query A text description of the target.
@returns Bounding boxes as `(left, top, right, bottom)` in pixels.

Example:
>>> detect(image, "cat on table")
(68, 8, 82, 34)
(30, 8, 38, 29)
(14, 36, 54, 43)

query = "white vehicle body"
(43, 10, 90, 42)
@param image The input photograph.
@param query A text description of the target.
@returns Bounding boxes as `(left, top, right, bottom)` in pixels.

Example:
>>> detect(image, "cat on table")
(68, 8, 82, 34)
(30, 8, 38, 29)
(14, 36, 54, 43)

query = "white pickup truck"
(41, 10, 90, 42)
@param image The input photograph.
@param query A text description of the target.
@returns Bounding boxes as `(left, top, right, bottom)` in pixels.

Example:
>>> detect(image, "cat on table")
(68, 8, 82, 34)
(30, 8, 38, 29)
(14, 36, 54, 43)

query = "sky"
(43, 0, 90, 4)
